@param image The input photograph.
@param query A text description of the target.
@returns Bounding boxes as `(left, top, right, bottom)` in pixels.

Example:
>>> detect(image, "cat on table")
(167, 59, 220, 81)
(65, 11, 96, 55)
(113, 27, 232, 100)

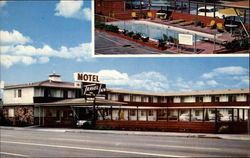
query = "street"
(1, 128, 250, 157)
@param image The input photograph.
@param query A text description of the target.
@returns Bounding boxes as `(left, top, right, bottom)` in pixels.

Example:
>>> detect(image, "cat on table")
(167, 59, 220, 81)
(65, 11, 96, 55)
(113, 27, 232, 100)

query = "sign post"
(73, 73, 106, 128)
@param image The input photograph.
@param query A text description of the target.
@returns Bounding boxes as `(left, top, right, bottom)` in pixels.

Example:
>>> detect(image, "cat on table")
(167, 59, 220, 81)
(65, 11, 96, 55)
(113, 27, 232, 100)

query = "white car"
(196, 6, 224, 19)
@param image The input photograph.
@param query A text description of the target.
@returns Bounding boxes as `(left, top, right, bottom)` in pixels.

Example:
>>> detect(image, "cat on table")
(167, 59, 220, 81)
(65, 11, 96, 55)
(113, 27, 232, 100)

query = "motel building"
(1, 73, 249, 133)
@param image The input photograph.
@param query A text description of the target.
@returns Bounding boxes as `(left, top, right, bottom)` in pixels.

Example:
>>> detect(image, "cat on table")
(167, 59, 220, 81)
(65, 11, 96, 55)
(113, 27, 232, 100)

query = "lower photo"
(1, 57, 250, 157)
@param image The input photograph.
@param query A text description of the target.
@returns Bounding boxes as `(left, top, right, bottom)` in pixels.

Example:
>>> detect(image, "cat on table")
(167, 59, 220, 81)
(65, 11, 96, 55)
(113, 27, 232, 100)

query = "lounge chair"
(179, 21, 194, 26)
(147, 12, 153, 19)
(131, 12, 138, 19)
(169, 19, 185, 24)
(207, 20, 216, 29)
(217, 23, 224, 33)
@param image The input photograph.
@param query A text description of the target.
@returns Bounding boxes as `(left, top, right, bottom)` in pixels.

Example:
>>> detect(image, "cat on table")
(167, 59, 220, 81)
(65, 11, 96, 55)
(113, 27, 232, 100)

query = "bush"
(225, 38, 249, 50)
(103, 24, 119, 33)
(127, 31, 134, 37)
(218, 125, 231, 134)
(158, 39, 166, 47)
(132, 33, 141, 40)
(163, 34, 169, 42)
(194, 17, 201, 26)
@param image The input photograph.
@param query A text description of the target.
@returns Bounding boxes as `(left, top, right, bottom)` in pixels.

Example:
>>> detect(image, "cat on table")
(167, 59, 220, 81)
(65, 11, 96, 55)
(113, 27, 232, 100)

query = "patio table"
(225, 24, 238, 34)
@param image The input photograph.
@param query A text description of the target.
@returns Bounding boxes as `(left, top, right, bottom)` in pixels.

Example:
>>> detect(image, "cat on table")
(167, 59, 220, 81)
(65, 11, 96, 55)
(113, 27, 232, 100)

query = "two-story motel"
(1, 74, 249, 133)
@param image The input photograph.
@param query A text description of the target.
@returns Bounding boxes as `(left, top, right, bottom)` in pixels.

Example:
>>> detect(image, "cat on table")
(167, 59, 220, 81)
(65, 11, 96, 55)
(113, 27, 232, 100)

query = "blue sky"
(0, 1, 249, 95)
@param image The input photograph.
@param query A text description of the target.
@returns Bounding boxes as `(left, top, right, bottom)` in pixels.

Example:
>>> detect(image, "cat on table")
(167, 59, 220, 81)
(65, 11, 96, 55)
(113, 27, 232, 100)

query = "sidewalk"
(1, 126, 250, 141)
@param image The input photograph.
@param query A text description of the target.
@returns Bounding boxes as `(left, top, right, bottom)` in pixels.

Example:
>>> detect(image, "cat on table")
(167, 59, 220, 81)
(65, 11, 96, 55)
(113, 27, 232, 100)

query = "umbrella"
(218, 8, 244, 17)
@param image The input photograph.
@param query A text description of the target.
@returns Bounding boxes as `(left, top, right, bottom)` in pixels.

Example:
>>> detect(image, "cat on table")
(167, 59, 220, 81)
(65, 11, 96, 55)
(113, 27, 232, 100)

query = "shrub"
(163, 34, 169, 42)
(132, 33, 141, 40)
(127, 31, 134, 37)
(225, 38, 249, 50)
(158, 39, 166, 47)
(194, 17, 201, 26)
(218, 125, 231, 134)
(122, 29, 128, 35)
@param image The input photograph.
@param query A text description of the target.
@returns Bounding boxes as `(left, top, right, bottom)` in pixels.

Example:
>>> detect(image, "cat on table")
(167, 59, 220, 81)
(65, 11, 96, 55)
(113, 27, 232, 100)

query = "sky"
(0, 1, 249, 97)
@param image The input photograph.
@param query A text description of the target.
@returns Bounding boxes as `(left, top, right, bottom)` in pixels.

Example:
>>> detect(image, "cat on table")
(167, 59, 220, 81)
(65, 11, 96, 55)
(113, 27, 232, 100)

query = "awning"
(218, 8, 244, 16)
(35, 98, 126, 107)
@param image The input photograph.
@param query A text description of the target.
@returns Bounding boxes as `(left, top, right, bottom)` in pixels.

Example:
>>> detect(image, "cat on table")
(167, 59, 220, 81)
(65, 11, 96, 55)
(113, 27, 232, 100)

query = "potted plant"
(194, 17, 201, 27)
(158, 39, 166, 48)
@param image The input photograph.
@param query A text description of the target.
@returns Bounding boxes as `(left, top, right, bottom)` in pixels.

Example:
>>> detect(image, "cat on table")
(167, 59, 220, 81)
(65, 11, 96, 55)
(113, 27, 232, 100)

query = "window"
(14, 89, 22, 98)
(233, 109, 238, 121)
(191, 109, 203, 121)
(244, 109, 248, 121)
(157, 109, 167, 120)
(218, 109, 232, 122)
(140, 110, 146, 116)
(8, 108, 14, 117)
(179, 109, 190, 121)
(153, 97, 158, 103)
(168, 109, 178, 121)
(204, 109, 216, 122)
(142, 96, 149, 102)
(124, 95, 130, 101)
(130, 110, 136, 116)
(148, 110, 154, 116)
(18, 89, 22, 97)
(196, 97, 203, 102)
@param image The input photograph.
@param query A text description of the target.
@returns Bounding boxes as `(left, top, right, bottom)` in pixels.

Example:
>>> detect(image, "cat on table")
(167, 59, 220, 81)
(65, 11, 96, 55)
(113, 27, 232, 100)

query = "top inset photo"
(94, 0, 250, 56)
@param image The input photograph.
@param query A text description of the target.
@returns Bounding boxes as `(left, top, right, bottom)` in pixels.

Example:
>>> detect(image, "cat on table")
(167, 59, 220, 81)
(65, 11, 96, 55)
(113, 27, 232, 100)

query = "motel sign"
(74, 73, 106, 96)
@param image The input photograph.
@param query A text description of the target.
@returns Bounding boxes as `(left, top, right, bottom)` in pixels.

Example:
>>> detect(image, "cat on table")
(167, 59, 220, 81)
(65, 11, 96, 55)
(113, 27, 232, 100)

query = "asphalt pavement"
(1, 126, 250, 157)
(95, 30, 173, 55)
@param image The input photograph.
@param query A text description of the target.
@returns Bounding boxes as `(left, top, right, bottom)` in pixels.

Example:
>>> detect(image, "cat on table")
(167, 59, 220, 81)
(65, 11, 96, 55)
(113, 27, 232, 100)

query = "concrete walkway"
(1, 126, 249, 141)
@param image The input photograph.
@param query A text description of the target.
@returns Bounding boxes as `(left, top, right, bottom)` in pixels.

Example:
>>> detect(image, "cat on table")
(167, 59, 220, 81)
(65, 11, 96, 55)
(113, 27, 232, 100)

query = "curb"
(1, 126, 249, 141)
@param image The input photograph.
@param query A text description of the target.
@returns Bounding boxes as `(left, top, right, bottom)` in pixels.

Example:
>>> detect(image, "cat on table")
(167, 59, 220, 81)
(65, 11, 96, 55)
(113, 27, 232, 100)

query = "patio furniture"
(225, 24, 238, 34)
(217, 23, 225, 33)
(179, 21, 194, 26)
(169, 19, 185, 24)
(207, 20, 216, 29)
(147, 11, 153, 19)
(131, 12, 138, 19)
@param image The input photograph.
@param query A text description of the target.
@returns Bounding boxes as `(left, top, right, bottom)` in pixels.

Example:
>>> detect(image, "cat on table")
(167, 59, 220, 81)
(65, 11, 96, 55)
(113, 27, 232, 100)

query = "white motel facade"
(1, 74, 249, 133)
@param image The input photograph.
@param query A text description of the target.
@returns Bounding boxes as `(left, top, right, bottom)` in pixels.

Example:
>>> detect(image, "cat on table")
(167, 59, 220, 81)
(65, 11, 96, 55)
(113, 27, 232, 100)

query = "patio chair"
(169, 19, 185, 24)
(207, 20, 216, 29)
(131, 12, 138, 20)
(147, 11, 153, 19)
(179, 21, 194, 26)
(216, 23, 225, 33)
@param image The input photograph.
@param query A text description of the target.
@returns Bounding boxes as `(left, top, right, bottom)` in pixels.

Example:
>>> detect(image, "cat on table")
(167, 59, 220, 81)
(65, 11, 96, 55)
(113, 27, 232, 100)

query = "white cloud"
(0, 30, 93, 68)
(0, 1, 7, 7)
(55, 0, 91, 21)
(82, 70, 169, 92)
(201, 66, 248, 79)
(39, 57, 50, 64)
(207, 80, 218, 87)
(1, 43, 93, 67)
(0, 30, 32, 45)
(1, 55, 37, 67)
